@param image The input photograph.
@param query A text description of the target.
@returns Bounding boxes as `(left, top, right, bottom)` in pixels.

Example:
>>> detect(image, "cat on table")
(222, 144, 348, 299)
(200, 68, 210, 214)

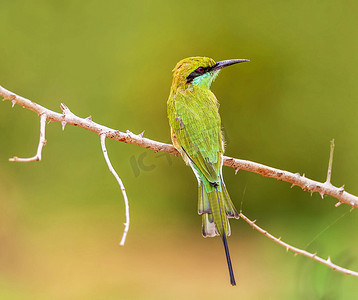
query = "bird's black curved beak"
(213, 59, 250, 71)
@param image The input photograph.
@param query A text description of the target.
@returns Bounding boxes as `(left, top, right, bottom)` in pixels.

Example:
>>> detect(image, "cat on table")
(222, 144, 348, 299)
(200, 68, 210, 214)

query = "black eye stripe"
(186, 66, 214, 83)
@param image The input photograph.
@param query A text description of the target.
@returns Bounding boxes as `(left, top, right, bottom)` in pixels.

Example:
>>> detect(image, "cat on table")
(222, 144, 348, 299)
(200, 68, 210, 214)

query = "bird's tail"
(222, 228, 236, 286)
(198, 180, 239, 286)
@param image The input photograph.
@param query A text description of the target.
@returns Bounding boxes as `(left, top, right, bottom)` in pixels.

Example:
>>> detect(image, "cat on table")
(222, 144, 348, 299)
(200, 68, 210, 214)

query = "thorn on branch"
(61, 121, 67, 131)
(335, 201, 342, 207)
(60, 103, 75, 131)
(86, 115, 92, 121)
(338, 185, 345, 194)
(60, 103, 69, 113)
(60, 103, 75, 117)
(11, 100, 16, 107)
(4, 93, 16, 101)
(235, 168, 240, 175)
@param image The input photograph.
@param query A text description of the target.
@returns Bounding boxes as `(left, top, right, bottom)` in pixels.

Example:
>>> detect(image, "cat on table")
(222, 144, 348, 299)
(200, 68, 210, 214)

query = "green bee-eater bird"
(167, 56, 249, 286)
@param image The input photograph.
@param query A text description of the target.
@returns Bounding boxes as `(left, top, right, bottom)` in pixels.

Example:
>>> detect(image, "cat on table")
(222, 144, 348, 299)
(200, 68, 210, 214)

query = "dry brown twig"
(1, 84, 357, 277)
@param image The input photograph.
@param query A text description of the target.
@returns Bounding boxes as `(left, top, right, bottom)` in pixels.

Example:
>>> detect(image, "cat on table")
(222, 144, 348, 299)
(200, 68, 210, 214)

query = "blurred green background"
(1, 0, 358, 299)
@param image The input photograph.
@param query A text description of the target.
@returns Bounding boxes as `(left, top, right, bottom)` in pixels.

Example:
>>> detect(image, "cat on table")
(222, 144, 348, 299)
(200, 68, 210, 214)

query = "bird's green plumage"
(167, 57, 239, 235)
(169, 88, 221, 182)
(167, 56, 247, 285)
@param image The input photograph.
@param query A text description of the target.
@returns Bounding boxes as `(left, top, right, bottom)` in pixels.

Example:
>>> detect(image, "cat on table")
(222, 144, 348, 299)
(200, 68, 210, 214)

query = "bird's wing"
(168, 89, 222, 183)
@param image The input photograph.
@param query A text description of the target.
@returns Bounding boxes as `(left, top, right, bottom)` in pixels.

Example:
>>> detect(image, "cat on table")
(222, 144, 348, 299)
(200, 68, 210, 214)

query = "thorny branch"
(1, 84, 357, 276)
(239, 212, 358, 277)
(1, 85, 356, 208)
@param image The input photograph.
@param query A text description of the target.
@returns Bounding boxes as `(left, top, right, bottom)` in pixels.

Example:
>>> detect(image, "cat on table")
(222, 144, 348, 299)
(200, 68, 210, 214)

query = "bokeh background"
(1, 1, 358, 299)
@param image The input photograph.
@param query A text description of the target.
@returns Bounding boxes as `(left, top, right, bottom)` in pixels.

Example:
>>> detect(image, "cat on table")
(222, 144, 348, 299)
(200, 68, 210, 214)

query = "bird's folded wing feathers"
(170, 90, 222, 183)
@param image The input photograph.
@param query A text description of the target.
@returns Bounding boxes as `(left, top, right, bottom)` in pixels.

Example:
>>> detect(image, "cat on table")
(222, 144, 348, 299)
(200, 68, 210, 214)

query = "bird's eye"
(197, 67, 205, 73)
